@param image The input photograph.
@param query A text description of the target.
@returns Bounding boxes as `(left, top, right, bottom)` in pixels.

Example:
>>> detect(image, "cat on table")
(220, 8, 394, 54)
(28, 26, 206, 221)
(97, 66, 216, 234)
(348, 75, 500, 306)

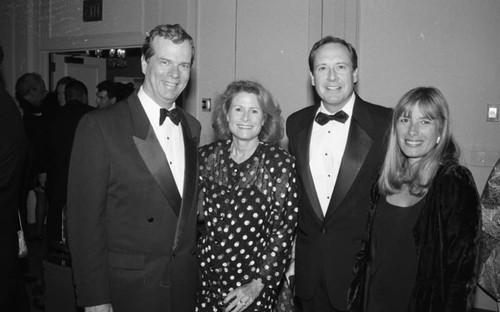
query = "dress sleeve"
(348, 183, 380, 312)
(439, 165, 481, 311)
(254, 154, 299, 290)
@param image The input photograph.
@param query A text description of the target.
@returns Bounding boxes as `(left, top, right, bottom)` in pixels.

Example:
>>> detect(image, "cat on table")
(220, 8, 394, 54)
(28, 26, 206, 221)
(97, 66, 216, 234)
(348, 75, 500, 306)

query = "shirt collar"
(317, 92, 355, 118)
(138, 86, 177, 111)
(138, 86, 177, 127)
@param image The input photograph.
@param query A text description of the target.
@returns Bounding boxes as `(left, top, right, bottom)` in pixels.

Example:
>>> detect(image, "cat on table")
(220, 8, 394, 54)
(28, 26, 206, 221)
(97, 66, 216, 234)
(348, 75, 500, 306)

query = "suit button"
(321, 228, 327, 234)
(147, 217, 154, 223)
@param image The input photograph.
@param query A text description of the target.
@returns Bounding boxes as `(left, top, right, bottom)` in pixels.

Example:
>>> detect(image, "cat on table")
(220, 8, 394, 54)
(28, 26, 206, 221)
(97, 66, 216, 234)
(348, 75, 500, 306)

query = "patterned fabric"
(478, 158, 500, 299)
(273, 278, 295, 312)
(196, 140, 299, 312)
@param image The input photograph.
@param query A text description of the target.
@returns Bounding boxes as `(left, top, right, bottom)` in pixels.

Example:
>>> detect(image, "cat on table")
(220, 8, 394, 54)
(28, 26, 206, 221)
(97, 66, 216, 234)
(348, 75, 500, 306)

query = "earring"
(436, 136, 441, 144)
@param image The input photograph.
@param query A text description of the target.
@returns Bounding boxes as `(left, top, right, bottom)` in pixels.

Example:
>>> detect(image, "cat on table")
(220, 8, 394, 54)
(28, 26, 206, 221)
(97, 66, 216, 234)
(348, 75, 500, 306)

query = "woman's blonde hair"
(378, 87, 459, 196)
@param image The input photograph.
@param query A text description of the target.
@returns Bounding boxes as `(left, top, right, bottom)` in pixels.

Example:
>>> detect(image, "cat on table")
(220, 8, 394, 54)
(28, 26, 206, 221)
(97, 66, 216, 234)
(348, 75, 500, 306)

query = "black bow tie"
(159, 108, 180, 126)
(315, 111, 349, 125)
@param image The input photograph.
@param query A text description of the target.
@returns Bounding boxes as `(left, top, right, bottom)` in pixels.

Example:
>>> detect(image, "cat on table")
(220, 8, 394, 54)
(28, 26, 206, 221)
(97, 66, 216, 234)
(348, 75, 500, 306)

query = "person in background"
(95, 80, 119, 108)
(286, 36, 392, 311)
(478, 157, 500, 310)
(114, 82, 135, 102)
(197, 80, 298, 312)
(15, 72, 49, 242)
(0, 39, 30, 312)
(41, 76, 76, 118)
(46, 79, 94, 250)
(67, 23, 201, 312)
(55, 76, 76, 107)
(348, 87, 480, 312)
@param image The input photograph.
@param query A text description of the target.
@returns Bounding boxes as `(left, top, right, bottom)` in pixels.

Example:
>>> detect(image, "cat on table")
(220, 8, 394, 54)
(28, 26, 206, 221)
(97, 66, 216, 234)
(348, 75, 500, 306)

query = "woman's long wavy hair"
(378, 87, 459, 196)
(212, 80, 284, 144)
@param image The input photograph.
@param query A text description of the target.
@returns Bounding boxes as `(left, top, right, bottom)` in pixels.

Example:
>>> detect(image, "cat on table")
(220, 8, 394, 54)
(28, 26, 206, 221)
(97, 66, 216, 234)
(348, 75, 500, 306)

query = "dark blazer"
(67, 93, 201, 312)
(286, 95, 391, 310)
(46, 100, 94, 244)
(0, 88, 27, 309)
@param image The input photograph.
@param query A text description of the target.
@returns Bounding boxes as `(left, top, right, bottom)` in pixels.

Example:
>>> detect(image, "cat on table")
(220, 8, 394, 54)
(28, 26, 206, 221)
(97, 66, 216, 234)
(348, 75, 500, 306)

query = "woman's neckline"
(386, 187, 427, 208)
(228, 139, 261, 164)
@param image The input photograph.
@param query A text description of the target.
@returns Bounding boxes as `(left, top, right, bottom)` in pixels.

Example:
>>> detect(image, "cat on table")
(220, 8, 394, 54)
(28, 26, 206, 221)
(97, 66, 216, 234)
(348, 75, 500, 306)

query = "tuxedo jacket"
(67, 93, 201, 312)
(286, 95, 392, 310)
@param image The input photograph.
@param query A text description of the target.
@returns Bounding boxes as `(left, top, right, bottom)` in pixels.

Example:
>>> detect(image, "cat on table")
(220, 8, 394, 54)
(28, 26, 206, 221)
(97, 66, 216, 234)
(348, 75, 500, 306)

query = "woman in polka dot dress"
(197, 80, 299, 312)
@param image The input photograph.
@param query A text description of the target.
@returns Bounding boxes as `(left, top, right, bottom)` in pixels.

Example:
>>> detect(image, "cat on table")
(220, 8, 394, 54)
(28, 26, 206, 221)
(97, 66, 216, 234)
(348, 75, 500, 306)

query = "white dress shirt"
(309, 93, 355, 216)
(138, 87, 185, 196)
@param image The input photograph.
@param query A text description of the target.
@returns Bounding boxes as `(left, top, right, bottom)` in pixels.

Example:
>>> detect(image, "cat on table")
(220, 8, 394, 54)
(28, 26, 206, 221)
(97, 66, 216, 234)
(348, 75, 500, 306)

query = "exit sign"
(83, 0, 102, 22)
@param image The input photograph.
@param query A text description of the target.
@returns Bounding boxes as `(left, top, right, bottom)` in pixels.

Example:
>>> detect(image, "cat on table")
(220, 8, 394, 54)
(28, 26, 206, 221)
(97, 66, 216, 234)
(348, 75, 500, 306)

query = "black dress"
(197, 140, 298, 312)
(366, 197, 424, 312)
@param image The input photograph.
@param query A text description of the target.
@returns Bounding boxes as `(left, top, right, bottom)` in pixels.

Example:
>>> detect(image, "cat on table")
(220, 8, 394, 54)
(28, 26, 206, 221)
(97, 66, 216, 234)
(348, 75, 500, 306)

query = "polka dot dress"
(196, 140, 299, 312)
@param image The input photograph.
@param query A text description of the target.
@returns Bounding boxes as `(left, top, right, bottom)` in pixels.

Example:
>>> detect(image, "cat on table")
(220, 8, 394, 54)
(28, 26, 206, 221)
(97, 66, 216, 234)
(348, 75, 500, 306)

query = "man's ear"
(310, 71, 315, 87)
(141, 55, 147, 75)
(353, 68, 359, 84)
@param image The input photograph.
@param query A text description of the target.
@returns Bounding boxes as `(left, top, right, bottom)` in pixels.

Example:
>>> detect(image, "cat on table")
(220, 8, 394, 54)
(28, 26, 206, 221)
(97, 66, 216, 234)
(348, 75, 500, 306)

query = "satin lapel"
(172, 109, 198, 252)
(129, 94, 182, 215)
(296, 113, 324, 222)
(325, 100, 373, 219)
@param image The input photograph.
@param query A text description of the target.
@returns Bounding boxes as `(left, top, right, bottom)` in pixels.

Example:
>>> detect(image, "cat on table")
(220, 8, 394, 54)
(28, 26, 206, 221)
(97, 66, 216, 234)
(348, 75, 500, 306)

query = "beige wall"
(0, 0, 31, 94)
(357, 0, 500, 196)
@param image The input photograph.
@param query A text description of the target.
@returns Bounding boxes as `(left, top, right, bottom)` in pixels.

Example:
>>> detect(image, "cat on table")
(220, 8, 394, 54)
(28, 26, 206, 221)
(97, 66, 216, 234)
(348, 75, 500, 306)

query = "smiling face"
(141, 37, 192, 108)
(227, 92, 264, 145)
(310, 42, 358, 113)
(396, 106, 441, 166)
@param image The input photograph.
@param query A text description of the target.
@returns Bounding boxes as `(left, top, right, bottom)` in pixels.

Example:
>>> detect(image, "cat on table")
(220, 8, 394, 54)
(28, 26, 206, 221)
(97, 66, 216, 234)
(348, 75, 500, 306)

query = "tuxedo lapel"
(172, 109, 198, 252)
(295, 109, 324, 222)
(128, 94, 182, 216)
(325, 98, 373, 219)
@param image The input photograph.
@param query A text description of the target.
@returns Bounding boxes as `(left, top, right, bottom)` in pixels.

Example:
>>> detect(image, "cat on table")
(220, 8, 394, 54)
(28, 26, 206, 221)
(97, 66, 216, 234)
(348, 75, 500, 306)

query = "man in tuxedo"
(286, 36, 392, 311)
(67, 24, 201, 312)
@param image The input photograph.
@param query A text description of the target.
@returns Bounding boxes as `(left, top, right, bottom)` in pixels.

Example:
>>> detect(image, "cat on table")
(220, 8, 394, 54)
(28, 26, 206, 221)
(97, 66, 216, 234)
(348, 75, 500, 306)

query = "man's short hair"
(96, 80, 119, 99)
(15, 73, 45, 101)
(114, 82, 135, 102)
(141, 24, 195, 64)
(308, 36, 358, 72)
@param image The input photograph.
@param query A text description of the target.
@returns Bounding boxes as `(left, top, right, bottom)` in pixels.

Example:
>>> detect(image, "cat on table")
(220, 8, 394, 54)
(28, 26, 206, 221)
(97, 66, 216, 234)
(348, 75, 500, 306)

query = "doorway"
(49, 48, 143, 107)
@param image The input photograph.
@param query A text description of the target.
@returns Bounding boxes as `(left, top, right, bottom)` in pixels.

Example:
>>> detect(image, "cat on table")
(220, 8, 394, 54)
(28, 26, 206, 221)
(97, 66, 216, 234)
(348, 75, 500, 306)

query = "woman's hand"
(224, 279, 264, 312)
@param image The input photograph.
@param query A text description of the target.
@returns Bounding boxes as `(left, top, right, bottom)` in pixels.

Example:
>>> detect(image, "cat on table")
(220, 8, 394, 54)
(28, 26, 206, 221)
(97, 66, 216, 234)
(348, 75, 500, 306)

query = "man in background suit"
(67, 24, 201, 312)
(46, 80, 94, 248)
(286, 36, 392, 311)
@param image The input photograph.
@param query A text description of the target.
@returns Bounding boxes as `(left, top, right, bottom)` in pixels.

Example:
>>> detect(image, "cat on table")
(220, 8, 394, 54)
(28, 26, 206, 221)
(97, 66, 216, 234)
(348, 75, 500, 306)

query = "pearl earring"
(436, 136, 441, 144)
